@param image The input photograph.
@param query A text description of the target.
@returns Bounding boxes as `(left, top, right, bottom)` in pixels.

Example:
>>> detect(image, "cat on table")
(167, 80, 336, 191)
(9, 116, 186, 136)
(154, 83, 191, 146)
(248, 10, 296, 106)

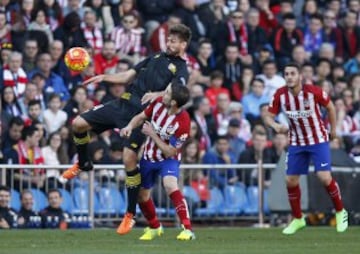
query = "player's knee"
(163, 181, 178, 195)
(138, 189, 150, 203)
(123, 148, 138, 170)
(72, 116, 90, 133)
(285, 176, 299, 187)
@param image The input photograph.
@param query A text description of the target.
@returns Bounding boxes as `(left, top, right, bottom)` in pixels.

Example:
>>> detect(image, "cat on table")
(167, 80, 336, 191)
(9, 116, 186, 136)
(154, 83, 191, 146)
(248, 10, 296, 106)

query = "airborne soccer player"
(60, 24, 191, 235)
(264, 62, 348, 235)
(120, 82, 195, 240)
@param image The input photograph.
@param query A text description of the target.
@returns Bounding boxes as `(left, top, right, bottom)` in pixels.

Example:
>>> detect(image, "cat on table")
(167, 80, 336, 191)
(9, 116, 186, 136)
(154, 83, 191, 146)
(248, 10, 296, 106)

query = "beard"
(166, 47, 180, 56)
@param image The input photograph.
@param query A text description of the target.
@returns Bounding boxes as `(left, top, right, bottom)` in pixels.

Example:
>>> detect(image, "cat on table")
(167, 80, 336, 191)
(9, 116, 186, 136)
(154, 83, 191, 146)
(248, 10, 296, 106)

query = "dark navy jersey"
(126, 52, 188, 107)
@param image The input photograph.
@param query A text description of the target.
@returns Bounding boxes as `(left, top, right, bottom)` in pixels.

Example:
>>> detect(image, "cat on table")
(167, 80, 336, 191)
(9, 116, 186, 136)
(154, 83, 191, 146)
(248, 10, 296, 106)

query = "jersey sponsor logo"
(285, 110, 313, 119)
(168, 63, 177, 74)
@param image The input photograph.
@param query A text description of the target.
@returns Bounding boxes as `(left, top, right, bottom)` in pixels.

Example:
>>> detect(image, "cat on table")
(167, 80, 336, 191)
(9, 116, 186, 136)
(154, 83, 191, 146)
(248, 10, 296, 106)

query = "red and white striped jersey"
(268, 85, 330, 146)
(143, 97, 191, 162)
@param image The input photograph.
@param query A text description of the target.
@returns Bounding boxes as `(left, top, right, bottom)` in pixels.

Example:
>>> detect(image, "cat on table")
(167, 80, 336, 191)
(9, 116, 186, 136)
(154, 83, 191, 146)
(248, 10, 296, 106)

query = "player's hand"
(120, 126, 132, 138)
(141, 121, 155, 136)
(273, 123, 288, 134)
(329, 130, 338, 141)
(82, 75, 105, 86)
(141, 92, 159, 105)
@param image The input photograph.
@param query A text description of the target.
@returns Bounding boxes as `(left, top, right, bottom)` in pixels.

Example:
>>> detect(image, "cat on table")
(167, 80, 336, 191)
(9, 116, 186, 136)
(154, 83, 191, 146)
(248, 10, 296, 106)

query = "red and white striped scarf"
(16, 140, 45, 175)
(81, 23, 103, 52)
(3, 68, 28, 97)
(227, 21, 248, 56)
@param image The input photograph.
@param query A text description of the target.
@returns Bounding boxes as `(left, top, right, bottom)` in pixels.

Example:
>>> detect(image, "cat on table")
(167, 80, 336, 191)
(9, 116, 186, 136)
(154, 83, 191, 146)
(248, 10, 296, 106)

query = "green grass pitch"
(0, 227, 359, 254)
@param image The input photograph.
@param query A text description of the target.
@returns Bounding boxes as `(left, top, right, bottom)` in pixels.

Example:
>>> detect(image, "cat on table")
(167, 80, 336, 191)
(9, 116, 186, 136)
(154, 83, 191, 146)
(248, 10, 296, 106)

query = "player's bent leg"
(317, 171, 348, 232)
(60, 116, 93, 182)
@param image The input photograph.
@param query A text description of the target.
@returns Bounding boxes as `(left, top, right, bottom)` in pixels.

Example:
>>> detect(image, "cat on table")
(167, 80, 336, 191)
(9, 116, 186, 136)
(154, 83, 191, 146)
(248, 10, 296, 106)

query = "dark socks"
(126, 167, 141, 215)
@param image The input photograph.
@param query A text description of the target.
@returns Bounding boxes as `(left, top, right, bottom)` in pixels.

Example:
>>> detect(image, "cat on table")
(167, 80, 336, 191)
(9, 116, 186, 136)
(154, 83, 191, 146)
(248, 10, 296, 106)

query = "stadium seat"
(72, 187, 99, 214)
(10, 189, 21, 212)
(58, 188, 73, 214)
(244, 186, 270, 215)
(219, 184, 248, 216)
(96, 187, 123, 215)
(195, 187, 224, 217)
(182, 185, 200, 203)
(30, 189, 48, 212)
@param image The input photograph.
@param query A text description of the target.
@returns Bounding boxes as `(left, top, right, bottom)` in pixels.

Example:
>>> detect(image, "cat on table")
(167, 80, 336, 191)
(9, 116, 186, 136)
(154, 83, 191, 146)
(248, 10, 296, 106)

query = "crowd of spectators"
(1, 0, 360, 203)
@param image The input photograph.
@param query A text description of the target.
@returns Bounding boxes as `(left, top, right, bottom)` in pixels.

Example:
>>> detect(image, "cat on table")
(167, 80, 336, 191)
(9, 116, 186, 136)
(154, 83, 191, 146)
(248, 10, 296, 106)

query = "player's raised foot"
(139, 225, 164, 240)
(282, 216, 306, 235)
(177, 226, 196, 241)
(60, 161, 93, 182)
(117, 212, 136, 235)
(336, 209, 348, 233)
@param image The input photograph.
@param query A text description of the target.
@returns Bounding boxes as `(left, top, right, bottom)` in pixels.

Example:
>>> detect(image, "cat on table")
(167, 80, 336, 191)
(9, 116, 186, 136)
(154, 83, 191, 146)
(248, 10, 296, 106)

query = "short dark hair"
(28, 99, 41, 108)
(9, 116, 24, 128)
(0, 185, 10, 193)
(284, 62, 301, 72)
(48, 189, 61, 198)
(22, 125, 39, 140)
(171, 82, 190, 108)
(282, 13, 296, 20)
(48, 93, 61, 102)
(169, 24, 192, 45)
(215, 135, 228, 143)
(210, 70, 224, 80)
(192, 96, 206, 111)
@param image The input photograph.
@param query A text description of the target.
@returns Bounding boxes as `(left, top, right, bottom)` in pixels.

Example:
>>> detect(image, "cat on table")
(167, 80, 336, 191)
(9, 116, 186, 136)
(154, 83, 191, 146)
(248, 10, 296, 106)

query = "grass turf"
(0, 227, 359, 254)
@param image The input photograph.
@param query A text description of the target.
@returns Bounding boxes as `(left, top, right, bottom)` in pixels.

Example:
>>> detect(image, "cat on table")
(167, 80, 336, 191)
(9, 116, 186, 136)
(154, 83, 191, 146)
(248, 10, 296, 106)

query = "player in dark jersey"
(60, 24, 192, 235)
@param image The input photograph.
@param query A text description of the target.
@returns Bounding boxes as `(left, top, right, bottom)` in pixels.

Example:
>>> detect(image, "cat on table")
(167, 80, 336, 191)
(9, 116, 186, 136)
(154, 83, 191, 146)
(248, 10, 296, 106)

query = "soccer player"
(120, 82, 195, 240)
(264, 62, 348, 235)
(60, 24, 192, 235)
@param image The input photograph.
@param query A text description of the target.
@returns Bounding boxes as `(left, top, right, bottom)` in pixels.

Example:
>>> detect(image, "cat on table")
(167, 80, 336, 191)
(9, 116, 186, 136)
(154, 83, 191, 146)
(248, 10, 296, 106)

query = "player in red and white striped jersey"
(120, 82, 195, 240)
(265, 63, 348, 235)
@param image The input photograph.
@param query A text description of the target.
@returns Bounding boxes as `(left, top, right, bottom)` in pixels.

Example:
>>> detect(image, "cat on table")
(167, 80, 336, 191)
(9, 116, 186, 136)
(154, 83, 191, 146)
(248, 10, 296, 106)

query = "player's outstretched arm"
(326, 100, 337, 140)
(141, 121, 177, 158)
(82, 69, 137, 86)
(120, 112, 148, 138)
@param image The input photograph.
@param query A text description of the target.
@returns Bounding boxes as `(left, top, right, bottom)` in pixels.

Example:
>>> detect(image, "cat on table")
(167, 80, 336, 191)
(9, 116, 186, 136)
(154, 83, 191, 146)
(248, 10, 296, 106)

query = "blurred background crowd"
(0, 0, 360, 196)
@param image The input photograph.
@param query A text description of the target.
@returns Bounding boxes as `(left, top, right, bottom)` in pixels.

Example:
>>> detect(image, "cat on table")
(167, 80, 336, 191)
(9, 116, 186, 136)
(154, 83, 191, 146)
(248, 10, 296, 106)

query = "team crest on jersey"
(166, 125, 176, 135)
(168, 63, 177, 74)
(303, 99, 310, 108)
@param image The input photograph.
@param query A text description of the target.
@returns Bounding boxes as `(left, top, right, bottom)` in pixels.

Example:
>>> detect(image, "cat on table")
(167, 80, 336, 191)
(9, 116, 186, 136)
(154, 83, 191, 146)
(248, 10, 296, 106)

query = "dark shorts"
(81, 98, 145, 152)
(286, 142, 332, 175)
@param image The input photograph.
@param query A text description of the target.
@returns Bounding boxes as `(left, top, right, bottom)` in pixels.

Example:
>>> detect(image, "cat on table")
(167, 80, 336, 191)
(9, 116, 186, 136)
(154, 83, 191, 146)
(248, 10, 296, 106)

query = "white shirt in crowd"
(43, 109, 68, 134)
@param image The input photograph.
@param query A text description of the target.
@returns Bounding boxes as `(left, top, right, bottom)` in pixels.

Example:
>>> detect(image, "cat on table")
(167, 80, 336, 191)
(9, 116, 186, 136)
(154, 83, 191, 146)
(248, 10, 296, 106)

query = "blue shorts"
(140, 158, 180, 189)
(286, 142, 331, 175)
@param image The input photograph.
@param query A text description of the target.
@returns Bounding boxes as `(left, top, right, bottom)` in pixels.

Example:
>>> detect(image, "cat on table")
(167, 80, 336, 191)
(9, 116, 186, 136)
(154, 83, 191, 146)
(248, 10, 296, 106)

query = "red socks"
(170, 190, 192, 231)
(287, 185, 302, 218)
(139, 198, 160, 229)
(325, 179, 344, 212)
